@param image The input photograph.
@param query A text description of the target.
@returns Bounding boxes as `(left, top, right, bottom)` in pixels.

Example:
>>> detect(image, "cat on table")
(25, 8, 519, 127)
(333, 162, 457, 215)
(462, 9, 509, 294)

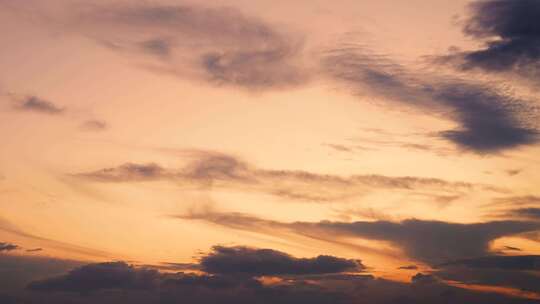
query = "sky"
(1, 0, 540, 303)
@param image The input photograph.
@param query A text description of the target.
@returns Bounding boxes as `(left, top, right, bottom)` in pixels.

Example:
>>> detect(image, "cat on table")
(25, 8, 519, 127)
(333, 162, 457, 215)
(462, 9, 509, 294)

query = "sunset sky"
(1, 0, 540, 303)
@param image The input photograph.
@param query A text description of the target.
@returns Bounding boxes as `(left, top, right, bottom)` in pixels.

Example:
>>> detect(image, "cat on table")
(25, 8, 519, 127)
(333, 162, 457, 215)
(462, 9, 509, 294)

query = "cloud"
(199, 245, 363, 276)
(411, 273, 439, 284)
(80, 120, 107, 131)
(441, 255, 540, 271)
(432, 265, 540, 296)
(449, 0, 540, 83)
(0, 254, 82, 292)
(74, 150, 498, 202)
(288, 219, 540, 265)
(181, 210, 540, 265)
(23, 3, 308, 90)
(487, 195, 540, 207)
(13, 96, 64, 115)
(26, 248, 43, 253)
(503, 246, 522, 252)
(398, 265, 418, 270)
(506, 169, 522, 176)
(0, 242, 18, 252)
(23, 248, 357, 303)
(28, 261, 160, 293)
(17, 246, 539, 303)
(323, 48, 539, 153)
(507, 208, 540, 221)
(78, 163, 167, 182)
(138, 38, 172, 58)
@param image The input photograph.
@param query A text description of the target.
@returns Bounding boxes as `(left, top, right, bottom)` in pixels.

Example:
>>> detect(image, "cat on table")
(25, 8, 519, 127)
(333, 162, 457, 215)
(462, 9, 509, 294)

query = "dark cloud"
(14, 96, 64, 115)
(422, 254, 540, 297)
(75, 151, 498, 202)
(508, 208, 540, 220)
(200, 246, 363, 276)
(323, 48, 539, 152)
(80, 120, 107, 131)
(435, 83, 538, 152)
(441, 255, 540, 271)
(181, 210, 540, 265)
(0, 242, 18, 252)
(398, 265, 418, 270)
(411, 273, 439, 284)
(16, 248, 539, 303)
(434, 264, 540, 295)
(28, 261, 160, 293)
(0, 254, 82, 292)
(453, 0, 540, 82)
(163, 272, 257, 290)
(294, 219, 540, 265)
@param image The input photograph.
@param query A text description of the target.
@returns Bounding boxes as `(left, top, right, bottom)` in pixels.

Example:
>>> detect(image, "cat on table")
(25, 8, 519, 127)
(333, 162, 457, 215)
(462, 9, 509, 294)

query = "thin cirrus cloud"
(40, 2, 309, 90)
(72, 150, 498, 203)
(80, 119, 108, 131)
(323, 47, 540, 153)
(179, 209, 540, 266)
(16, 245, 538, 303)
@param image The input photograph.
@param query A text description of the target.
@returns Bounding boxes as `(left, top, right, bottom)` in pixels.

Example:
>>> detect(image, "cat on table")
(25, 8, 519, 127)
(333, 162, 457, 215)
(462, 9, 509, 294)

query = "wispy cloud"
(13, 96, 64, 115)
(80, 119, 107, 131)
(73, 150, 497, 202)
(20, 3, 309, 90)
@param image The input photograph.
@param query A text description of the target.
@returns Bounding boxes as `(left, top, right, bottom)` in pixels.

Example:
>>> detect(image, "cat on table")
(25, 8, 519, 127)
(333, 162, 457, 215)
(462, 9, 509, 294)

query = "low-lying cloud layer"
(434, 255, 540, 296)
(0, 245, 535, 303)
